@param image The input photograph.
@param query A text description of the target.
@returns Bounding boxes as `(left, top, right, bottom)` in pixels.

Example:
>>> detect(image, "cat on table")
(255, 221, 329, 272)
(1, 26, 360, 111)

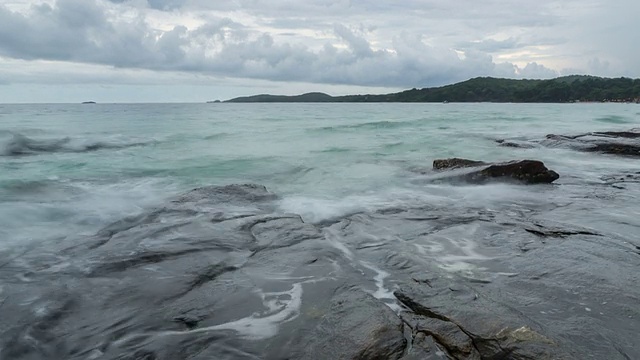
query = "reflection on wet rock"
(0, 183, 638, 359)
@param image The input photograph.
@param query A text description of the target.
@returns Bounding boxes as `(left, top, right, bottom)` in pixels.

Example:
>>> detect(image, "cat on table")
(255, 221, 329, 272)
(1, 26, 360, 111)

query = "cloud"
(0, 0, 637, 99)
(517, 62, 558, 79)
(461, 38, 521, 53)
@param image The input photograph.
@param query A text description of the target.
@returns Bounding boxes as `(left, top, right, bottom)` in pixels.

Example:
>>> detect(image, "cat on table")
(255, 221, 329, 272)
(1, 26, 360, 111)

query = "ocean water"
(1, 102, 640, 359)
(1, 103, 638, 251)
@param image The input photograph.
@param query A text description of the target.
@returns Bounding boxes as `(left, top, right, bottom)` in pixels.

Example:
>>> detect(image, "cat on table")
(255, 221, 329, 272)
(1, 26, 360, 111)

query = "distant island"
(81, 101, 96, 104)
(225, 76, 640, 103)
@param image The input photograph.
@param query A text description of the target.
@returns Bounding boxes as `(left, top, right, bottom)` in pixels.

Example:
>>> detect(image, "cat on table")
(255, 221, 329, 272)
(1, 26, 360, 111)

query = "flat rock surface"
(1, 183, 638, 359)
(497, 128, 640, 157)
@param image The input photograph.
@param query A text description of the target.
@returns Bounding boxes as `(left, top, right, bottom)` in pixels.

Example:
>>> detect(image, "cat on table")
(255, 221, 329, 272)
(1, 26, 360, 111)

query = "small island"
(81, 101, 96, 104)
(226, 75, 640, 103)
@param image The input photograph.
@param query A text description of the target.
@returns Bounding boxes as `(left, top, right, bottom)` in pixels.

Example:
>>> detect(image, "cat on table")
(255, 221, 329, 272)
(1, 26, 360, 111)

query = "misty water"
(1, 103, 639, 359)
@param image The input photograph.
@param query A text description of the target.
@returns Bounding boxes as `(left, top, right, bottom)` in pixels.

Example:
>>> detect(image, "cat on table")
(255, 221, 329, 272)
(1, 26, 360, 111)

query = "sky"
(0, 0, 638, 103)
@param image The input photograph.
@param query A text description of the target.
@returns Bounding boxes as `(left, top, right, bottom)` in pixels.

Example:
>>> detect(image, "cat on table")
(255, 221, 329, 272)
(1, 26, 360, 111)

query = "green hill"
(225, 76, 640, 103)
(226, 92, 334, 103)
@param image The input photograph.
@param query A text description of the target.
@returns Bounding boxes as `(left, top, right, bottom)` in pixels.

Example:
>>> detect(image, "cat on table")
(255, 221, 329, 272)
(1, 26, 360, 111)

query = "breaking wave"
(0, 133, 154, 156)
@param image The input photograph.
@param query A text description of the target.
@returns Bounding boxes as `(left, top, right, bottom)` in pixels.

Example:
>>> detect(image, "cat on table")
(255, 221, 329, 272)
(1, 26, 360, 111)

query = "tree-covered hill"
(224, 76, 640, 103)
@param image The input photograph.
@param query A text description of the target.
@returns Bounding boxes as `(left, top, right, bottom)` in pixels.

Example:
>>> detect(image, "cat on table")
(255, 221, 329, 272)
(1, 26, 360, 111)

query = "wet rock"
(300, 288, 407, 360)
(433, 158, 486, 170)
(495, 139, 537, 148)
(542, 129, 640, 157)
(172, 314, 203, 330)
(395, 283, 571, 360)
(432, 159, 559, 184)
(2, 182, 638, 360)
(590, 131, 640, 139)
(0, 184, 344, 360)
(468, 160, 559, 184)
(524, 224, 600, 238)
(601, 172, 640, 188)
(584, 143, 640, 156)
(172, 183, 277, 204)
(400, 332, 448, 359)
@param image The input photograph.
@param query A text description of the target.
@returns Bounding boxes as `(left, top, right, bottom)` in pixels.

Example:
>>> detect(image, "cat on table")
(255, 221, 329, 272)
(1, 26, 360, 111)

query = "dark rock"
(524, 226, 600, 238)
(432, 159, 559, 184)
(542, 129, 640, 157)
(591, 131, 640, 139)
(585, 143, 640, 156)
(468, 160, 559, 184)
(400, 332, 448, 359)
(2, 182, 638, 360)
(433, 158, 486, 170)
(172, 314, 202, 330)
(300, 289, 407, 360)
(395, 284, 571, 360)
(495, 139, 537, 148)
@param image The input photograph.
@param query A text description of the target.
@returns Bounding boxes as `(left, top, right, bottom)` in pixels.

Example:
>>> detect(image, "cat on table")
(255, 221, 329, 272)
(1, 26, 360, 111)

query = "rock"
(432, 159, 559, 184)
(433, 158, 487, 170)
(524, 225, 600, 238)
(300, 289, 407, 360)
(601, 172, 640, 187)
(395, 283, 571, 360)
(495, 139, 537, 148)
(2, 182, 638, 360)
(0, 184, 345, 360)
(468, 160, 559, 184)
(171, 183, 277, 204)
(585, 143, 640, 156)
(591, 131, 640, 139)
(542, 129, 640, 157)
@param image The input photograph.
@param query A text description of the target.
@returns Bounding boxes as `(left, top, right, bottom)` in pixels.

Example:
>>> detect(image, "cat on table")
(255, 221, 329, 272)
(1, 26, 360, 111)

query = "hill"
(226, 92, 334, 103)
(225, 76, 640, 103)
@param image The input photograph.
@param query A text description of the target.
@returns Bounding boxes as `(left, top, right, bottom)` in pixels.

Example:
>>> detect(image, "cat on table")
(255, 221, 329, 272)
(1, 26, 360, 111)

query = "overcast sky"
(0, 0, 638, 103)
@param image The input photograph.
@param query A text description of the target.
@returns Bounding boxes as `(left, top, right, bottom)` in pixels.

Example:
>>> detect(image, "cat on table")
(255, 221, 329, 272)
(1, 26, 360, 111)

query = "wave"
(314, 147, 353, 154)
(0, 133, 154, 156)
(312, 119, 425, 133)
(203, 132, 230, 140)
(595, 115, 631, 124)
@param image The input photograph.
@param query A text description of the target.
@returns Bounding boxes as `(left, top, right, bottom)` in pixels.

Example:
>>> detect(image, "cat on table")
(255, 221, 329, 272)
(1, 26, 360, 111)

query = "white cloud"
(0, 0, 637, 101)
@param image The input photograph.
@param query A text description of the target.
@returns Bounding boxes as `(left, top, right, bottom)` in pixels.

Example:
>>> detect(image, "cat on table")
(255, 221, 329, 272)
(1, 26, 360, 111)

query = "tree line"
(225, 76, 640, 103)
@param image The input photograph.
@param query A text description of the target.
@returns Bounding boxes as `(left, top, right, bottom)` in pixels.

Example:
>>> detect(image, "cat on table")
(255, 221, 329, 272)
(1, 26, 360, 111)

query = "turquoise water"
(1, 103, 639, 251)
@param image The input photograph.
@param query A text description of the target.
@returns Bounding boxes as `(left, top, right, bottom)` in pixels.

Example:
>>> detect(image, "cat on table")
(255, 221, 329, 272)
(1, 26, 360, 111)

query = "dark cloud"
(0, 0, 636, 94)
(0, 0, 562, 88)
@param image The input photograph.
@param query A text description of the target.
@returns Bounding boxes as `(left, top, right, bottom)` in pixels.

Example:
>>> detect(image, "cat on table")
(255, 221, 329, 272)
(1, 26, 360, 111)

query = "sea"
(1, 103, 638, 249)
(0, 103, 639, 359)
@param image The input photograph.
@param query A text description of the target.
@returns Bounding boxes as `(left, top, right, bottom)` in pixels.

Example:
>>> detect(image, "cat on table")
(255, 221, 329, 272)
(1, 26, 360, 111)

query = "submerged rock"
(495, 139, 537, 149)
(584, 142, 640, 156)
(542, 129, 640, 157)
(433, 158, 486, 170)
(589, 130, 640, 139)
(432, 158, 560, 184)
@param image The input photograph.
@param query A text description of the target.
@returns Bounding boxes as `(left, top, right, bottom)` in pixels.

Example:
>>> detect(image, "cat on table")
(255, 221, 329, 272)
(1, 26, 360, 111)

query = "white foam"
(278, 196, 372, 223)
(163, 282, 304, 340)
(360, 261, 402, 313)
(277, 188, 444, 224)
(323, 227, 354, 260)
